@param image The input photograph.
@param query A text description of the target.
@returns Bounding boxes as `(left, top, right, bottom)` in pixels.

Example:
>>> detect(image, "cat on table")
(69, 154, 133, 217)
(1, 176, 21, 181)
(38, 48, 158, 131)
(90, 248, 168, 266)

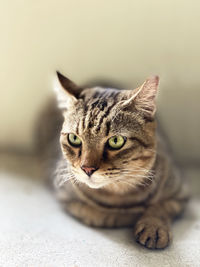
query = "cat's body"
(39, 73, 189, 249)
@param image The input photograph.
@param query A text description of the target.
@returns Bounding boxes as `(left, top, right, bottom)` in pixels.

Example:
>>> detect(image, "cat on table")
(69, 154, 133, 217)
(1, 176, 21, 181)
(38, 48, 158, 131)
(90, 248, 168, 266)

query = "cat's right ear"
(54, 71, 81, 109)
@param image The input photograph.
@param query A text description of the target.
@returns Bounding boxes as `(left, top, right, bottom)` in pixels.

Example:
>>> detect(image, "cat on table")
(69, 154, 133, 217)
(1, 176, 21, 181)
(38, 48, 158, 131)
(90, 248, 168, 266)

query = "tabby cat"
(46, 72, 188, 249)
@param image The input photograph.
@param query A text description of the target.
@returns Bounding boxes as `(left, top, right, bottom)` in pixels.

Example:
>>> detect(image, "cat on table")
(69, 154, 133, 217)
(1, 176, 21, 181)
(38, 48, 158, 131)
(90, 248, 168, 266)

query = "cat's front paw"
(134, 217, 172, 249)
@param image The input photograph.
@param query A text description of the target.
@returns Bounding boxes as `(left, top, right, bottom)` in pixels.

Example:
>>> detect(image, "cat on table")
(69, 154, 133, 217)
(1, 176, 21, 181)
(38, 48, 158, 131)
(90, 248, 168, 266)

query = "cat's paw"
(134, 217, 172, 249)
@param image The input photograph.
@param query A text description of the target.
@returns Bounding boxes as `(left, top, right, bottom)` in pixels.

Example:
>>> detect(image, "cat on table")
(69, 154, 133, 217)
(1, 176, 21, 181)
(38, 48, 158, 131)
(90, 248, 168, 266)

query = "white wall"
(0, 0, 199, 163)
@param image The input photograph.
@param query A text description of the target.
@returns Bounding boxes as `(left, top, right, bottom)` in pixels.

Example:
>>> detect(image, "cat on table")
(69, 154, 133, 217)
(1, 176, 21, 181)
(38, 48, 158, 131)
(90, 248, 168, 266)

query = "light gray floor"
(0, 169, 199, 267)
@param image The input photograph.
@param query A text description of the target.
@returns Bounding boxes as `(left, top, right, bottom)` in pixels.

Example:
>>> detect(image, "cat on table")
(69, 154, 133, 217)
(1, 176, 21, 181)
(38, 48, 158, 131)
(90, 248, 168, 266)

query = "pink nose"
(81, 166, 98, 176)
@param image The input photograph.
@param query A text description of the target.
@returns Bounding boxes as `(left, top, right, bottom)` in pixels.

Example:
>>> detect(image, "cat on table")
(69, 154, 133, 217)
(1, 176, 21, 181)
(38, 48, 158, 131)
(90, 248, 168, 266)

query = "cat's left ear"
(122, 75, 159, 119)
(54, 71, 82, 109)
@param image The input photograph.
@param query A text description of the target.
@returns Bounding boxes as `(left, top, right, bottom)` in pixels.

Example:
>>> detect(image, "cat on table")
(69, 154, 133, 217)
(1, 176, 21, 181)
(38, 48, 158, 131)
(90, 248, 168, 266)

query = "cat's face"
(55, 72, 159, 191)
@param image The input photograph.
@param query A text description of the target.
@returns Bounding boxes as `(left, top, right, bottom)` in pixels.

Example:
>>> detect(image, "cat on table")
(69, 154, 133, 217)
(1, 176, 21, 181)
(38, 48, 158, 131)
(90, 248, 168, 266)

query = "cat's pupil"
(114, 137, 117, 144)
(74, 136, 77, 141)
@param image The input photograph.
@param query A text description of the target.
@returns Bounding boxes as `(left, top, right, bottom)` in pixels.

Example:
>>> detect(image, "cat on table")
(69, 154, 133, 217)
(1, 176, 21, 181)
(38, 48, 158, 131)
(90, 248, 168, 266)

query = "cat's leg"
(63, 200, 139, 228)
(134, 198, 187, 249)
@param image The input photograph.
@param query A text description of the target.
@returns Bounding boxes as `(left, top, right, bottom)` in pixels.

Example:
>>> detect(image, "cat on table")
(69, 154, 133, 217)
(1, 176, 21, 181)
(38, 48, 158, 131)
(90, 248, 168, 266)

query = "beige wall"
(0, 0, 200, 163)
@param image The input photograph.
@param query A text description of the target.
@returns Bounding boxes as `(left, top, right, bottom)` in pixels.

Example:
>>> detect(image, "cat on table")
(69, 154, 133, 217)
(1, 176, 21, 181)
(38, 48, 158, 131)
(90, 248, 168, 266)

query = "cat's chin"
(81, 179, 109, 189)
(73, 173, 109, 189)
(84, 181, 107, 189)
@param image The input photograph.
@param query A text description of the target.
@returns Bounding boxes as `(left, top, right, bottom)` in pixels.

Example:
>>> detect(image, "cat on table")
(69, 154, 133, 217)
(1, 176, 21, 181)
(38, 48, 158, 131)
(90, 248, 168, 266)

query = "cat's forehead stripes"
(71, 87, 148, 142)
(79, 88, 120, 135)
(62, 85, 154, 148)
(62, 90, 145, 148)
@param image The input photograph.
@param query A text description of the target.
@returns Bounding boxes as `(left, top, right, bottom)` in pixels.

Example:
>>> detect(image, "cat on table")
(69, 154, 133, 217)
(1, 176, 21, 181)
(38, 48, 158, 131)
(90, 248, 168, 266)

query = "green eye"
(68, 133, 82, 147)
(107, 135, 126, 150)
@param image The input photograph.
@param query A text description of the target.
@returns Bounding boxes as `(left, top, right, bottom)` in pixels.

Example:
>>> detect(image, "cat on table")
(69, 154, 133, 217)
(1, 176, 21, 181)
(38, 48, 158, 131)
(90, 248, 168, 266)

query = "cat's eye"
(107, 135, 126, 150)
(68, 133, 82, 147)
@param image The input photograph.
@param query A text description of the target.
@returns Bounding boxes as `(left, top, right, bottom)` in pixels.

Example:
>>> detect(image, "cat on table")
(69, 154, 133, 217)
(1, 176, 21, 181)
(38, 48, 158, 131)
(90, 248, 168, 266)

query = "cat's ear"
(54, 71, 81, 109)
(122, 75, 159, 118)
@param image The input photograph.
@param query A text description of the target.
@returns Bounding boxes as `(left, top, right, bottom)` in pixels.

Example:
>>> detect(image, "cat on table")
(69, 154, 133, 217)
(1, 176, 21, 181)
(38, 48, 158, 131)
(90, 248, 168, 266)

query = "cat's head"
(55, 72, 159, 192)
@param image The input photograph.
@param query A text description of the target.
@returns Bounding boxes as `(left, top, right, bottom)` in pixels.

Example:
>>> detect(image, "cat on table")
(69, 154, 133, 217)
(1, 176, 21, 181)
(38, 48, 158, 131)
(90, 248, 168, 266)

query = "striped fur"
(46, 72, 189, 250)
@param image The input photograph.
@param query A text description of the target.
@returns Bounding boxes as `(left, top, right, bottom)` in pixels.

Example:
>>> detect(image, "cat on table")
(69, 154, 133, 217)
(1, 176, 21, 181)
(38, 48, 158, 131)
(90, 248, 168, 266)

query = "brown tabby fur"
(39, 72, 189, 250)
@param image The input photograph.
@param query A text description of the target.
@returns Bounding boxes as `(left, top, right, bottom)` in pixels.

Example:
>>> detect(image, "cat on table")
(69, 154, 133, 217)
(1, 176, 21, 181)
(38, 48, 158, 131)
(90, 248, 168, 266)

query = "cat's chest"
(70, 181, 156, 211)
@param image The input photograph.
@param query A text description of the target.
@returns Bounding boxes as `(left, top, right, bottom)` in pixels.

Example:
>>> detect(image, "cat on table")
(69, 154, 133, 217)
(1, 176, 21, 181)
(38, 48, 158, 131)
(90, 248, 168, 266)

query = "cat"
(40, 72, 189, 250)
